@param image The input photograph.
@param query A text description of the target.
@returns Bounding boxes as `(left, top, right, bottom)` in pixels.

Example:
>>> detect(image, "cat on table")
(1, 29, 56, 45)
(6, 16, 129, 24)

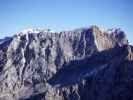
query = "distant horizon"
(0, 0, 133, 44)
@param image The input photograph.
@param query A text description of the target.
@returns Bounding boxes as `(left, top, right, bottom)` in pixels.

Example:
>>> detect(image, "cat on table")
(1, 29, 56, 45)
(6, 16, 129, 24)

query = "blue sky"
(0, 0, 133, 44)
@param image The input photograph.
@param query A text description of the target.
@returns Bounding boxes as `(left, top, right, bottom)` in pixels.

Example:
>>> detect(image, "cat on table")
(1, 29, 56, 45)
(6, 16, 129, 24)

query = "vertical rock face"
(91, 26, 128, 51)
(0, 26, 132, 100)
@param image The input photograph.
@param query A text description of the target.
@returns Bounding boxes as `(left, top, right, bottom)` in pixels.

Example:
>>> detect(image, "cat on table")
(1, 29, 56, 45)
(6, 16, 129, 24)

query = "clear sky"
(0, 0, 133, 44)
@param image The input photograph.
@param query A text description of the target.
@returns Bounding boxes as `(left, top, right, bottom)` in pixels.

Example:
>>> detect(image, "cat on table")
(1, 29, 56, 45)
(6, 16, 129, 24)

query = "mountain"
(0, 26, 132, 100)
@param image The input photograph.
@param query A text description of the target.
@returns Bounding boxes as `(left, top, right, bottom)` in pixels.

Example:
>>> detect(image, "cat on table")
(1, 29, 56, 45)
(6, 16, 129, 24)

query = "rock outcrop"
(0, 26, 132, 100)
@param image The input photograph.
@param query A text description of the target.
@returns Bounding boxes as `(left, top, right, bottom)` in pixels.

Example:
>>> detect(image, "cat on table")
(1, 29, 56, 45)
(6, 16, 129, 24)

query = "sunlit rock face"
(0, 26, 132, 100)
(91, 26, 128, 51)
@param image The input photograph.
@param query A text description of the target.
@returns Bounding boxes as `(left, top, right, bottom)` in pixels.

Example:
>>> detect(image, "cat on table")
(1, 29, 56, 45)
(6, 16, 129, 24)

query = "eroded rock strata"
(0, 26, 132, 100)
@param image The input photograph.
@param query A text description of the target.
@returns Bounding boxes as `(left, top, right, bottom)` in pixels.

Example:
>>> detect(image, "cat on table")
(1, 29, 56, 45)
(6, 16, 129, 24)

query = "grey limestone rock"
(0, 26, 132, 100)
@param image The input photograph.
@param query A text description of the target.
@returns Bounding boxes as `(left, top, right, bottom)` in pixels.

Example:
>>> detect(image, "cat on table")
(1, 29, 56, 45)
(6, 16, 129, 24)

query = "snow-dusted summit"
(0, 26, 132, 100)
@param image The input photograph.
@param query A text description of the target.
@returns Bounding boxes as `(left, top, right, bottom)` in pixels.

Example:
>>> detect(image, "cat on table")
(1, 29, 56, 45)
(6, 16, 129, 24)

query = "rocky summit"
(0, 26, 133, 100)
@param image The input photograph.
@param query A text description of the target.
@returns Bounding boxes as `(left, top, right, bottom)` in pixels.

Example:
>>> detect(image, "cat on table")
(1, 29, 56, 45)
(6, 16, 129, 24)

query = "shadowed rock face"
(47, 45, 133, 100)
(0, 26, 132, 100)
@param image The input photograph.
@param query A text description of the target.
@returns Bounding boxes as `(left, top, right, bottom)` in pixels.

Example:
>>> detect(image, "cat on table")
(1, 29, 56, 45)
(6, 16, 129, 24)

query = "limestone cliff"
(0, 26, 131, 100)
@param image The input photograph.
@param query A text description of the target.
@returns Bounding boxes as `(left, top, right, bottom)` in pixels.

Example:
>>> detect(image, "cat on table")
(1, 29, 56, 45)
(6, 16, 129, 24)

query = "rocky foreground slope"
(0, 26, 133, 100)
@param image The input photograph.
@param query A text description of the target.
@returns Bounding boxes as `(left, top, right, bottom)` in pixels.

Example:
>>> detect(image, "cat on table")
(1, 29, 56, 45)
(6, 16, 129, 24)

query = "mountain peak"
(0, 26, 132, 100)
